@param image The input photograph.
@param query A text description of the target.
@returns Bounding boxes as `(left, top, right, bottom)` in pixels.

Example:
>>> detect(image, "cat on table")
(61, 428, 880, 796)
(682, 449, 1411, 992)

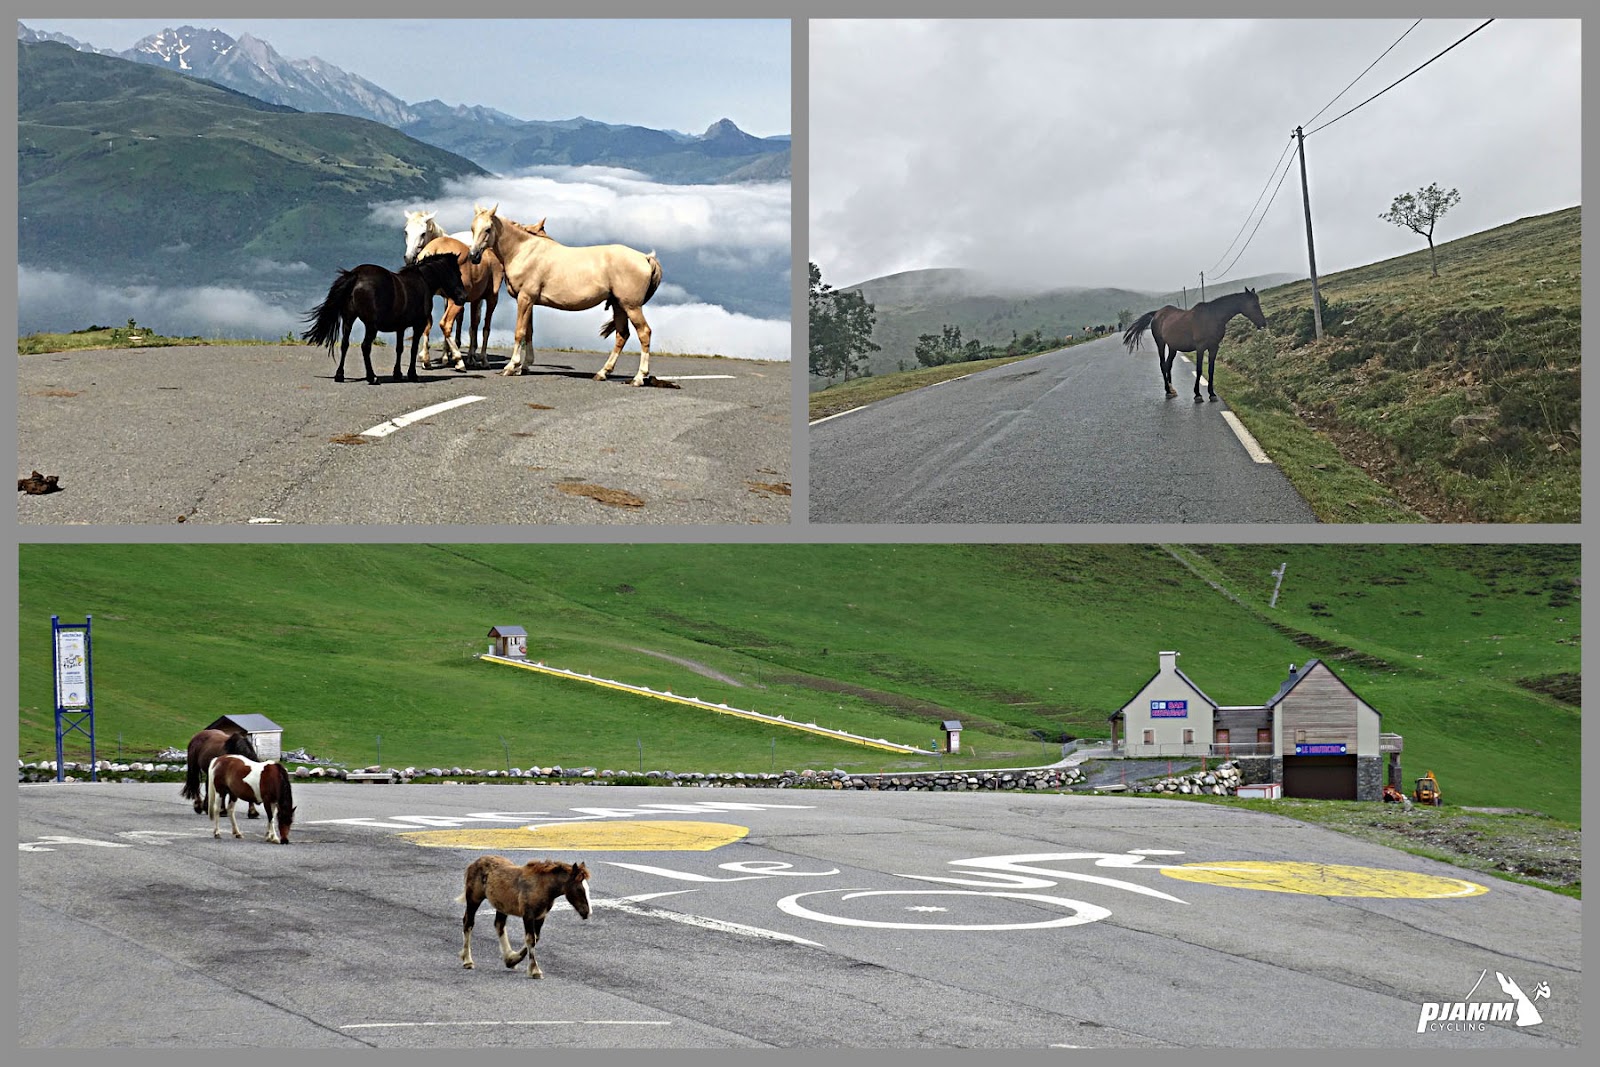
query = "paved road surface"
(18, 783, 1579, 1049)
(17, 346, 790, 525)
(810, 334, 1317, 524)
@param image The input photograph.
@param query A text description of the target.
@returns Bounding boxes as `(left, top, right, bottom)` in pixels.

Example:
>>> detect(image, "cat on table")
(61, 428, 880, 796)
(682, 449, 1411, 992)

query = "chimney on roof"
(1288, 662, 1298, 677)
(1160, 650, 1179, 673)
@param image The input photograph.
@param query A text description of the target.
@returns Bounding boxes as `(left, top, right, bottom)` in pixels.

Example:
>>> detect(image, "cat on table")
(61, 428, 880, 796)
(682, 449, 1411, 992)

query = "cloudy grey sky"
(22, 18, 791, 136)
(810, 19, 1580, 293)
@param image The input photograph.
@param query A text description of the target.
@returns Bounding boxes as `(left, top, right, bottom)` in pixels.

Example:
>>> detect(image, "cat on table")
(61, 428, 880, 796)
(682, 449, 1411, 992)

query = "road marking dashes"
(360, 395, 486, 439)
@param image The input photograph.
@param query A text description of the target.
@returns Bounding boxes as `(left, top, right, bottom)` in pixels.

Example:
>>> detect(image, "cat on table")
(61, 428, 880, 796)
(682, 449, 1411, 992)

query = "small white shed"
(488, 625, 528, 658)
(205, 714, 283, 761)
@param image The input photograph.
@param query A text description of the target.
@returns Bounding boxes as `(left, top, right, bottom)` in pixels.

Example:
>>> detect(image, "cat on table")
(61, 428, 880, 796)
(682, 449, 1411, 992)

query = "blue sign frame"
(52, 615, 96, 782)
(1150, 699, 1188, 718)
(1294, 742, 1347, 756)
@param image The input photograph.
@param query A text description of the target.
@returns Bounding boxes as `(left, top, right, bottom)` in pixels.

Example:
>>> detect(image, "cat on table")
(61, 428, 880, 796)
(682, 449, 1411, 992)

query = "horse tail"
(642, 251, 662, 306)
(301, 270, 359, 353)
(598, 296, 629, 342)
(180, 749, 201, 803)
(273, 764, 295, 841)
(1122, 311, 1157, 353)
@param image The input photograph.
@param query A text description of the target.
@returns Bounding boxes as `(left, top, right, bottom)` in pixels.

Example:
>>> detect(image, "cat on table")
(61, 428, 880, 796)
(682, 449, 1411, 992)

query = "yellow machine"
(1413, 771, 1442, 806)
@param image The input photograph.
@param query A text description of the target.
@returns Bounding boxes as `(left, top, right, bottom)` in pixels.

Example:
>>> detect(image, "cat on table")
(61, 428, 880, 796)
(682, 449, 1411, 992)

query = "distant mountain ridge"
(16, 21, 790, 183)
(816, 267, 1301, 384)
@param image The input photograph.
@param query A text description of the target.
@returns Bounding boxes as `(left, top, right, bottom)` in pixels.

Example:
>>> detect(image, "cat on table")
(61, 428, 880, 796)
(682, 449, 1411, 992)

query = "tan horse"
(402, 210, 505, 371)
(468, 203, 663, 384)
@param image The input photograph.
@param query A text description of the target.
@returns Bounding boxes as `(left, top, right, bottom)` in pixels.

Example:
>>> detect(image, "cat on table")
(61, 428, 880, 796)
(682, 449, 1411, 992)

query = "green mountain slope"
(17, 39, 486, 287)
(17, 543, 1579, 821)
(1221, 207, 1581, 522)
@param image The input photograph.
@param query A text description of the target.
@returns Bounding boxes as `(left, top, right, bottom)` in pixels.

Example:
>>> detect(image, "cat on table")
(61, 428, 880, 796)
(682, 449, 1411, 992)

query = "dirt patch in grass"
(1516, 672, 1581, 705)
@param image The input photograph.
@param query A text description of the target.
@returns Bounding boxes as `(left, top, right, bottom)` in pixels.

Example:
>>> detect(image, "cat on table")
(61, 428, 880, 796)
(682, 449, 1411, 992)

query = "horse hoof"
(527, 972, 543, 980)
(247, 810, 259, 819)
(1209, 394, 1219, 403)
(1194, 395, 1204, 403)
(628, 377, 645, 387)
(462, 961, 474, 970)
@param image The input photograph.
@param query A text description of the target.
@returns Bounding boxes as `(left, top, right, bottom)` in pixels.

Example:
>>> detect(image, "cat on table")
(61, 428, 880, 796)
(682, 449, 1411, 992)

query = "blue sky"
(21, 18, 791, 137)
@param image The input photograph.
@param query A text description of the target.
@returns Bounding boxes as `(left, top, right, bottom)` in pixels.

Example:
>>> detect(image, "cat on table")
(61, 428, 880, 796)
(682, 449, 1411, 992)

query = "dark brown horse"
(456, 856, 591, 978)
(1122, 288, 1267, 401)
(301, 252, 471, 384)
(208, 754, 296, 844)
(182, 729, 261, 820)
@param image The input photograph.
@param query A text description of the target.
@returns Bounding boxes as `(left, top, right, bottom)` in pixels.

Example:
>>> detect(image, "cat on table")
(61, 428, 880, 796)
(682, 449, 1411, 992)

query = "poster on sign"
(54, 629, 89, 709)
(1150, 700, 1188, 718)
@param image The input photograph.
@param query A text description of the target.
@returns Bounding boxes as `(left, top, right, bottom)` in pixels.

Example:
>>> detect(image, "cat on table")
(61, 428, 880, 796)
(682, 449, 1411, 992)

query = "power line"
(1305, 19, 1495, 137)
(1303, 19, 1422, 129)
(1215, 141, 1299, 281)
(1205, 136, 1295, 278)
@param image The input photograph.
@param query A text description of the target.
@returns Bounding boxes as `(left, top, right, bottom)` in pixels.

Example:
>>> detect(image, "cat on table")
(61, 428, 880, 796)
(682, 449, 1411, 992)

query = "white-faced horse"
(208, 754, 296, 844)
(402, 210, 505, 371)
(456, 855, 591, 978)
(468, 203, 662, 384)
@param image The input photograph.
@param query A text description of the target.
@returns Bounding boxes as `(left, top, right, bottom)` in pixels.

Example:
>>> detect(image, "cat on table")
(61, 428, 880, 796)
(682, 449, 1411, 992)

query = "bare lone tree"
(1380, 183, 1462, 278)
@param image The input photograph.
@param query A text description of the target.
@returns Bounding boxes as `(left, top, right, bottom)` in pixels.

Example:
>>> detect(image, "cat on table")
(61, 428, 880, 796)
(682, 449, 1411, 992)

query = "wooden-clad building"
(1111, 652, 1403, 801)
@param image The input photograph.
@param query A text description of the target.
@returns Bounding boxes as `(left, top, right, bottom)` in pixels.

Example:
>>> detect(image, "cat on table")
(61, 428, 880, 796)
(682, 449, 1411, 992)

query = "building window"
(1183, 728, 1195, 744)
(1142, 729, 1154, 745)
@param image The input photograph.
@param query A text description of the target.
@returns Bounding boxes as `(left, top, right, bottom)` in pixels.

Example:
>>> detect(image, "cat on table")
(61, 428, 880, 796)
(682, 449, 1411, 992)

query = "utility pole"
(1181, 285, 1187, 309)
(1295, 126, 1325, 340)
(1199, 271, 1206, 303)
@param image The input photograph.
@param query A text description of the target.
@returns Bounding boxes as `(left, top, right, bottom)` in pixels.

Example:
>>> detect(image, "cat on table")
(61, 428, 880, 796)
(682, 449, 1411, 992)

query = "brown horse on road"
(1122, 288, 1267, 401)
(182, 729, 260, 820)
(456, 856, 591, 978)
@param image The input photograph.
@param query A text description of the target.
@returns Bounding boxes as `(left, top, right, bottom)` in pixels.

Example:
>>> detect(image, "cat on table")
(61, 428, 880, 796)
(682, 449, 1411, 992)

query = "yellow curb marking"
(400, 820, 749, 851)
(1159, 860, 1488, 898)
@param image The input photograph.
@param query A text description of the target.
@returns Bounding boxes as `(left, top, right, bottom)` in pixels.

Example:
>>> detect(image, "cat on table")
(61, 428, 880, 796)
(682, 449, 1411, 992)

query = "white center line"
(341, 1021, 671, 1030)
(360, 395, 486, 439)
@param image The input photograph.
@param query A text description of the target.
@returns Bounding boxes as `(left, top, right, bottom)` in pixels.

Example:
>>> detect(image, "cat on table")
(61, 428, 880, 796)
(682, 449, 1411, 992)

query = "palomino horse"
(301, 253, 470, 383)
(181, 729, 261, 820)
(208, 754, 296, 844)
(468, 203, 663, 384)
(402, 210, 505, 372)
(1122, 288, 1268, 401)
(456, 855, 591, 978)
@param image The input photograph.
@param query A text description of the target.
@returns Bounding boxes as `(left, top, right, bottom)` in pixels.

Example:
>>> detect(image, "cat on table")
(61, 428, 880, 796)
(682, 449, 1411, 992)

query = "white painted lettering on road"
(777, 889, 1113, 930)
(599, 891, 824, 947)
(20, 835, 132, 852)
(360, 395, 486, 439)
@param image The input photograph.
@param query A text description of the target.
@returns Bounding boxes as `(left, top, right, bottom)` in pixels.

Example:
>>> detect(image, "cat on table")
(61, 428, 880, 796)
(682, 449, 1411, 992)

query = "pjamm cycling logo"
(1417, 970, 1551, 1033)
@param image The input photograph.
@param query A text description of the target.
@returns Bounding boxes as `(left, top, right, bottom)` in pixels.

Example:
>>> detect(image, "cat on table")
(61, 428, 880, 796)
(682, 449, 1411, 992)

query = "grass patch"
(17, 320, 287, 355)
(1223, 206, 1580, 522)
(809, 353, 1037, 420)
(17, 543, 1579, 821)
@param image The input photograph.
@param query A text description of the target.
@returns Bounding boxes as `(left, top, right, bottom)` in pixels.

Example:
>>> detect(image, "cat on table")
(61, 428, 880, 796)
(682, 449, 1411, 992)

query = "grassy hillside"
(17, 39, 485, 287)
(16, 544, 1579, 821)
(1218, 207, 1581, 523)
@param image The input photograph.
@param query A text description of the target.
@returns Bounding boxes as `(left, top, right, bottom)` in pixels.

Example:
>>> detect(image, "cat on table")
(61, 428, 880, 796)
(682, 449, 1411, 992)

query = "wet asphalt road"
(809, 334, 1317, 524)
(17, 345, 791, 526)
(18, 782, 1580, 1049)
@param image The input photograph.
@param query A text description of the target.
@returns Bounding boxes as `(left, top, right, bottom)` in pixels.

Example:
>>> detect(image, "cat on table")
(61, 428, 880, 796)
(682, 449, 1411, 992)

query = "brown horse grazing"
(456, 856, 591, 978)
(1122, 288, 1267, 402)
(182, 729, 261, 820)
(301, 253, 471, 384)
(208, 754, 296, 844)
(468, 203, 663, 384)
(402, 211, 505, 372)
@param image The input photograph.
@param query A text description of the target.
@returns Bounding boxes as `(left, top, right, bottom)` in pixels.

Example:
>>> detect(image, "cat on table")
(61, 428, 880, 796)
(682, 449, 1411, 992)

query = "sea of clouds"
(19, 167, 792, 361)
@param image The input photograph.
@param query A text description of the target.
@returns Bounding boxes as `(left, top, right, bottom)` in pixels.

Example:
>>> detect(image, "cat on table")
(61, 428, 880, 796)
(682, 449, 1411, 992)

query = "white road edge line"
(656, 374, 735, 380)
(360, 395, 486, 439)
(1220, 411, 1273, 464)
(809, 405, 866, 426)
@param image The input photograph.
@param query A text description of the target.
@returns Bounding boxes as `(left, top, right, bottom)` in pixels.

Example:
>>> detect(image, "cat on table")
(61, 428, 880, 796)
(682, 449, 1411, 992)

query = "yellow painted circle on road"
(1160, 860, 1487, 898)
(400, 820, 748, 851)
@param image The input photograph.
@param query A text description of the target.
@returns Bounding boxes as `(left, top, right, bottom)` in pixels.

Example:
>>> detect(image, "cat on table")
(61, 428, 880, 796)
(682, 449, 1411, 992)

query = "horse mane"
(224, 731, 259, 760)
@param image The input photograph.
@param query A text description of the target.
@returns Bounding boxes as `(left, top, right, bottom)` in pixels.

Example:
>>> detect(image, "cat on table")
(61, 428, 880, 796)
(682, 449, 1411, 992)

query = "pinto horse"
(208, 754, 296, 844)
(468, 203, 662, 384)
(456, 856, 591, 978)
(181, 729, 261, 820)
(1122, 288, 1267, 401)
(301, 252, 471, 383)
(402, 210, 505, 372)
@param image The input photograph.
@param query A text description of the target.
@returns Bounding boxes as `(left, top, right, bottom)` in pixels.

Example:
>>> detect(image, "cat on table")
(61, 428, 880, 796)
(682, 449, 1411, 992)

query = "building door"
(1257, 728, 1272, 746)
(1282, 755, 1357, 800)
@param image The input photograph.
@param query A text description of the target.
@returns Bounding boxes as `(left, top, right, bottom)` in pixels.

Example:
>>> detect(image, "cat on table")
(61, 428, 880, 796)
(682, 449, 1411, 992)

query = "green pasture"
(16, 543, 1580, 821)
